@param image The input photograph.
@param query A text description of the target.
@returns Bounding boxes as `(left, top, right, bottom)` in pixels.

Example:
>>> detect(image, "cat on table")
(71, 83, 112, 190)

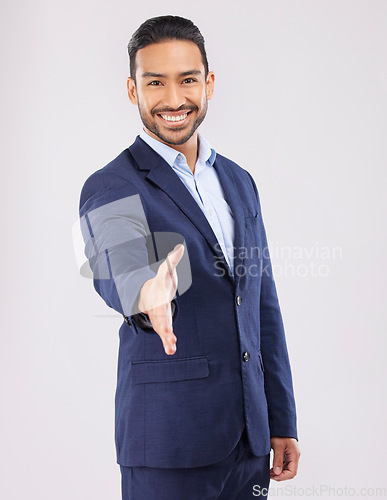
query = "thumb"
(165, 243, 185, 270)
(272, 445, 285, 475)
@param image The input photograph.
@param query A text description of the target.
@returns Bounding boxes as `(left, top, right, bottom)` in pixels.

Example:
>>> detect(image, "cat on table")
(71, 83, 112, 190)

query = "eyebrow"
(141, 69, 202, 78)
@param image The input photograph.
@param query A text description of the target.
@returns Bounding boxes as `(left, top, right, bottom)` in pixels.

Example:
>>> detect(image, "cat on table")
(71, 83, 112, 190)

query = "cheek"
(191, 91, 206, 112)
(137, 91, 157, 113)
(199, 94, 208, 112)
(184, 86, 205, 106)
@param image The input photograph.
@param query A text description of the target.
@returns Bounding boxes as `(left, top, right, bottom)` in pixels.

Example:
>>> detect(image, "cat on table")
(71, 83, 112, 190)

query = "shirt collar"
(139, 128, 216, 168)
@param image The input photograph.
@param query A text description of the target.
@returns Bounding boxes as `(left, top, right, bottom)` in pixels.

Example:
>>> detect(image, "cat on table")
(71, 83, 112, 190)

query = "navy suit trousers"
(119, 426, 270, 499)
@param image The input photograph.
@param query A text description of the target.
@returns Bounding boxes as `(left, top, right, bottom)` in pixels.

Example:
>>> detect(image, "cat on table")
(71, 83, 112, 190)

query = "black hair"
(127, 15, 209, 83)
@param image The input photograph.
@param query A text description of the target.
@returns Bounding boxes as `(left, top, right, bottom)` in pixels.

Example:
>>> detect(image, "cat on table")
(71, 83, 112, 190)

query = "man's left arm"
(247, 171, 301, 481)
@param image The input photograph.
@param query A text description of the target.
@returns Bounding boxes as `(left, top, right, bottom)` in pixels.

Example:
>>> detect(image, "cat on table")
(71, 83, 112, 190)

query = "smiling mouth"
(157, 111, 192, 126)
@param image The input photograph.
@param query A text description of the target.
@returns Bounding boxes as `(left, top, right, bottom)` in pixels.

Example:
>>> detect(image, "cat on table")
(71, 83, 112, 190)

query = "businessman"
(79, 15, 300, 499)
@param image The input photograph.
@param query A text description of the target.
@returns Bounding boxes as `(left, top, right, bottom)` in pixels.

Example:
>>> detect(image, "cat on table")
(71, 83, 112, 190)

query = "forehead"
(136, 40, 204, 77)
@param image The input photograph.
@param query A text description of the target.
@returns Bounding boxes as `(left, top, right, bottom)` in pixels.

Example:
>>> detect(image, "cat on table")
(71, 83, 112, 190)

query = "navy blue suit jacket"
(79, 135, 298, 468)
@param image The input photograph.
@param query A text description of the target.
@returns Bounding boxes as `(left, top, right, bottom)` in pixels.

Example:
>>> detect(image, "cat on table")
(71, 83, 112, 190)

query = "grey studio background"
(1, 1, 386, 499)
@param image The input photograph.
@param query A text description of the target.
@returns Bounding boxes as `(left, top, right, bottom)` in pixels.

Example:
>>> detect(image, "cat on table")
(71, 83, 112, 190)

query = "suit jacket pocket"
(131, 355, 209, 384)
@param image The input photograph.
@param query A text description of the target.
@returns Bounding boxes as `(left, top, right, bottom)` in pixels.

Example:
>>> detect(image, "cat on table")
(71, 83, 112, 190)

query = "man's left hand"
(270, 437, 300, 481)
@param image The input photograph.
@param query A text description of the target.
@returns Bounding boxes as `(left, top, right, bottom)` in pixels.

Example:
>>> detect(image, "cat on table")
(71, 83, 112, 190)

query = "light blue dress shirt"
(139, 128, 235, 276)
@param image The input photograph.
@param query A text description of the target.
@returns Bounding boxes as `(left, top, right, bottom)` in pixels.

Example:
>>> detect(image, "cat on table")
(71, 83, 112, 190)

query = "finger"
(269, 463, 297, 481)
(159, 323, 177, 356)
(159, 245, 184, 296)
(154, 322, 177, 355)
(149, 304, 177, 355)
(272, 445, 286, 477)
(270, 451, 299, 481)
(163, 301, 173, 339)
(165, 244, 185, 270)
(285, 450, 299, 477)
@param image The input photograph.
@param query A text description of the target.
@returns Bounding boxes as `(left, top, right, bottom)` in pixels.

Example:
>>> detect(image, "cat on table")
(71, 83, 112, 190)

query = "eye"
(148, 80, 162, 86)
(183, 78, 197, 83)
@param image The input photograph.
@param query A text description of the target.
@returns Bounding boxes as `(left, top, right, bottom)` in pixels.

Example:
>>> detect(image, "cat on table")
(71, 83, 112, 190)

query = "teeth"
(160, 112, 189, 122)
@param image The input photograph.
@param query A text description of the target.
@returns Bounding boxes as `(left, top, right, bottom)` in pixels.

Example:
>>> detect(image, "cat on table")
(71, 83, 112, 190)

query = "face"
(127, 40, 215, 146)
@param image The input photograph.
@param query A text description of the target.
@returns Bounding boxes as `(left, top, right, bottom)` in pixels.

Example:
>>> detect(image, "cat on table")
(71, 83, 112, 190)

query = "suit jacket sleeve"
(78, 171, 178, 328)
(247, 171, 298, 441)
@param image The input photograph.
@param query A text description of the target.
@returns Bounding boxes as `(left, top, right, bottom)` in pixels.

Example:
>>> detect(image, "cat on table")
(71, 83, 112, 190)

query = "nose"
(163, 83, 186, 110)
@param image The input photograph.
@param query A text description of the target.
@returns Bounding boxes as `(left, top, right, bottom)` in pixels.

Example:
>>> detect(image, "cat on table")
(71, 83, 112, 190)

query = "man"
(79, 15, 300, 499)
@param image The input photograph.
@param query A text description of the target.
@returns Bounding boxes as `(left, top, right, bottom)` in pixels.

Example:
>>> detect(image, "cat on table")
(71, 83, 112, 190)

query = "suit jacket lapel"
(213, 156, 246, 286)
(128, 136, 245, 287)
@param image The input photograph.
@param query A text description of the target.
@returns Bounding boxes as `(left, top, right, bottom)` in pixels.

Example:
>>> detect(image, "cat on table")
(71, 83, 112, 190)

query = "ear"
(206, 71, 215, 101)
(127, 77, 138, 105)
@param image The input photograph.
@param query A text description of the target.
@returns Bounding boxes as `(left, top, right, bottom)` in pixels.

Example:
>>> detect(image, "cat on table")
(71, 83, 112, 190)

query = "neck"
(143, 128, 198, 174)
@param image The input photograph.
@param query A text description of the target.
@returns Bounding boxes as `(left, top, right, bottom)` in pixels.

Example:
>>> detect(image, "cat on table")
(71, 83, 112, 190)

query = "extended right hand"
(137, 243, 185, 355)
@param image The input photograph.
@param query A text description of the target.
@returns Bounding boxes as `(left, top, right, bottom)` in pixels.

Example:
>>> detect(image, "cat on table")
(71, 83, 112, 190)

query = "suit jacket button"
(236, 295, 242, 306)
(243, 351, 250, 362)
(123, 315, 131, 326)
